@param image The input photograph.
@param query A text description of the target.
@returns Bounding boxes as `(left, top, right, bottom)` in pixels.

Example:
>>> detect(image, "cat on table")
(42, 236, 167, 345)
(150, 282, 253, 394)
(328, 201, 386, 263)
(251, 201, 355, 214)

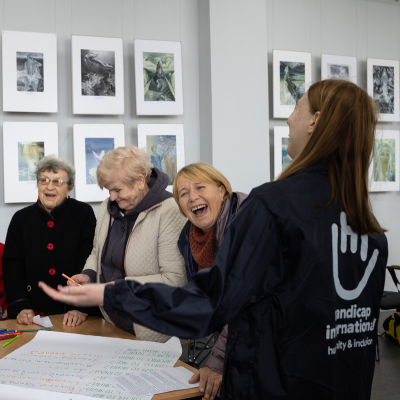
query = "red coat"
(0, 242, 6, 313)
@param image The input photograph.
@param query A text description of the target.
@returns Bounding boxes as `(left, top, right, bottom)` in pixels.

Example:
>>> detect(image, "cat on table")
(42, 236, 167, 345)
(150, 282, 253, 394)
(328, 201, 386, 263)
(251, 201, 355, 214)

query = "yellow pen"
(2, 335, 19, 348)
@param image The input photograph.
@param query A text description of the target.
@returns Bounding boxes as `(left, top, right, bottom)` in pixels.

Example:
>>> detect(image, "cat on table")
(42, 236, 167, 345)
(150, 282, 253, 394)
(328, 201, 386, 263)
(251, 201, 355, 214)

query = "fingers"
(16, 309, 34, 325)
(198, 368, 208, 394)
(188, 370, 200, 384)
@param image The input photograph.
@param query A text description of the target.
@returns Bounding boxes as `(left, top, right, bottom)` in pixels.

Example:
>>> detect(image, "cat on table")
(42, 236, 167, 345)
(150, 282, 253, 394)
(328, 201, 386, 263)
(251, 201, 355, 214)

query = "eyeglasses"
(38, 178, 68, 187)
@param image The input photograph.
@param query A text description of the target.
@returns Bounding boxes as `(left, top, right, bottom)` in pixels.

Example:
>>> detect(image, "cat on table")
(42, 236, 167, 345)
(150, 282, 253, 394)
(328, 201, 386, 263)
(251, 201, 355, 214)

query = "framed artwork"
(2, 30, 58, 113)
(321, 54, 357, 84)
(134, 39, 183, 115)
(138, 124, 185, 191)
(73, 124, 125, 202)
(274, 126, 292, 178)
(273, 49, 311, 119)
(71, 35, 124, 115)
(367, 58, 399, 122)
(3, 122, 58, 203)
(369, 130, 399, 192)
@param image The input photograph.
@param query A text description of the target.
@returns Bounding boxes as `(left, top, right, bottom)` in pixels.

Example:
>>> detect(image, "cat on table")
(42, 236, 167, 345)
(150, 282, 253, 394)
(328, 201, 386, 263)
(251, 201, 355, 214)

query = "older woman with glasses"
(2, 155, 97, 326)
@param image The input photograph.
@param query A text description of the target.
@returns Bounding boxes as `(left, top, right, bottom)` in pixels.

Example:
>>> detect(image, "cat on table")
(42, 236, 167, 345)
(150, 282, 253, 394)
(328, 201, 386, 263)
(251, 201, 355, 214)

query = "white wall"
(267, 0, 400, 290)
(0, 0, 200, 243)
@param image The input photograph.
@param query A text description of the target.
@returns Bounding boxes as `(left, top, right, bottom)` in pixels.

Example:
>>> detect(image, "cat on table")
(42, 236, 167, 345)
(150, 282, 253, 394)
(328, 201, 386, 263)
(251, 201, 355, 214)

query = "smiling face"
(38, 169, 72, 213)
(177, 177, 226, 234)
(286, 92, 318, 159)
(106, 175, 149, 213)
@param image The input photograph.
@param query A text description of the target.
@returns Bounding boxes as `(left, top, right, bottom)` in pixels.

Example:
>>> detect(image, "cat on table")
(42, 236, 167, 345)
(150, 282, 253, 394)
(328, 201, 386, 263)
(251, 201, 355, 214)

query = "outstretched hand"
(38, 282, 107, 307)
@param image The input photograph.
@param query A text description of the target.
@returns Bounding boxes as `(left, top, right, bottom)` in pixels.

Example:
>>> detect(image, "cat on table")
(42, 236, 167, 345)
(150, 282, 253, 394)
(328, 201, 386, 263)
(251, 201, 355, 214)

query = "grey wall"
(267, 0, 400, 291)
(0, 0, 399, 292)
(0, 0, 200, 243)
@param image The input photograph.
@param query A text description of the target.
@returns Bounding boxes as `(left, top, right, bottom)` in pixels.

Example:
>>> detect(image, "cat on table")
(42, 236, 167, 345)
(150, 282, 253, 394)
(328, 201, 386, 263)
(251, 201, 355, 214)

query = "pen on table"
(0, 328, 50, 334)
(62, 273, 82, 287)
(2, 335, 19, 348)
(0, 335, 17, 341)
(0, 331, 22, 336)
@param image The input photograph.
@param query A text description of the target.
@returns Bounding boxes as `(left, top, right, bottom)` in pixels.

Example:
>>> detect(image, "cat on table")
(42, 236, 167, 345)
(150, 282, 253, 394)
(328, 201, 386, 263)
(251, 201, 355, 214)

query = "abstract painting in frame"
(134, 40, 183, 115)
(274, 126, 292, 179)
(321, 54, 357, 84)
(369, 130, 399, 192)
(273, 50, 311, 119)
(138, 124, 185, 191)
(72, 35, 124, 115)
(367, 58, 399, 122)
(2, 30, 58, 113)
(3, 122, 58, 203)
(73, 124, 125, 202)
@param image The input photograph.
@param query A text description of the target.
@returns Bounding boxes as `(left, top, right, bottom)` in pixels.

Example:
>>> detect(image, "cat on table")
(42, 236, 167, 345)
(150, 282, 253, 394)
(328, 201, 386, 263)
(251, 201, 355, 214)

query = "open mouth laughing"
(191, 204, 208, 217)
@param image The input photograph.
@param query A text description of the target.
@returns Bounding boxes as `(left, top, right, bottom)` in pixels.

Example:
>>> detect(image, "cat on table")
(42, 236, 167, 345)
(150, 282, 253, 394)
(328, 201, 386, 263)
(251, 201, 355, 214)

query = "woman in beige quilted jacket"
(68, 145, 188, 343)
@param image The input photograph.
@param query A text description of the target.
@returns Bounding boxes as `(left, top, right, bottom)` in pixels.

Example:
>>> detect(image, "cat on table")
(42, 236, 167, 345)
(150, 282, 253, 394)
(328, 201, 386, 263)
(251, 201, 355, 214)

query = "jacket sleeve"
(81, 201, 108, 279)
(2, 213, 32, 317)
(124, 204, 188, 287)
(205, 325, 228, 375)
(104, 195, 278, 339)
(77, 206, 97, 271)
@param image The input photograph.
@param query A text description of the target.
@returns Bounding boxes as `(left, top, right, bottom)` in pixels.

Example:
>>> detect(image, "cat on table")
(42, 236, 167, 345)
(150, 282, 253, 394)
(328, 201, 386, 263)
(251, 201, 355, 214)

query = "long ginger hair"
(278, 79, 384, 236)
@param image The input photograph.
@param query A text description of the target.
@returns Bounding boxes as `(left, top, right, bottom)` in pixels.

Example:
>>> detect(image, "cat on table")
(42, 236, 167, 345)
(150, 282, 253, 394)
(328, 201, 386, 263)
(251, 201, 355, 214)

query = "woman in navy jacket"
(41, 80, 388, 400)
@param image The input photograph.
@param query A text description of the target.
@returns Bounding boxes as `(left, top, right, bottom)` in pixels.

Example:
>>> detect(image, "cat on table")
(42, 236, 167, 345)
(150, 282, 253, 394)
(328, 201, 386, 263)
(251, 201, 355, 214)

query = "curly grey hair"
(35, 155, 75, 190)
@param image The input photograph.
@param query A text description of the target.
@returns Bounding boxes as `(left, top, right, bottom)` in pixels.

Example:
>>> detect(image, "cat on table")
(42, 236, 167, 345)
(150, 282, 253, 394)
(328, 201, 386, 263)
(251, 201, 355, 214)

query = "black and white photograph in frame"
(72, 35, 124, 115)
(134, 39, 183, 115)
(2, 30, 57, 113)
(321, 54, 357, 84)
(73, 124, 125, 202)
(367, 58, 399, 122)
(273, 50, 312, 119)
(3, 122, 58, 203)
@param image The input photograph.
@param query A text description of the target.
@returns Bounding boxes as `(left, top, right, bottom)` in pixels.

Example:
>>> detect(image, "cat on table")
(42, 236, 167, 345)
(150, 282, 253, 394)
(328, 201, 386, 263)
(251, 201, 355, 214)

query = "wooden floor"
(372, 311, 400, 399)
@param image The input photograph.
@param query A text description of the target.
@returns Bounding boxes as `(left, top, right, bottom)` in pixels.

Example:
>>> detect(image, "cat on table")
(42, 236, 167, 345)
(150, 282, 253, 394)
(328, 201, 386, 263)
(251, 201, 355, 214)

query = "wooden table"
(0, 314, 202, 400)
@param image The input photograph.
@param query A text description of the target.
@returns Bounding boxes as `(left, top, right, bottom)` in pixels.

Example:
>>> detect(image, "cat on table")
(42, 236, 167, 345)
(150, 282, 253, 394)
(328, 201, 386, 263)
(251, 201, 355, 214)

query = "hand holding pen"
(63, 274, 90, 286)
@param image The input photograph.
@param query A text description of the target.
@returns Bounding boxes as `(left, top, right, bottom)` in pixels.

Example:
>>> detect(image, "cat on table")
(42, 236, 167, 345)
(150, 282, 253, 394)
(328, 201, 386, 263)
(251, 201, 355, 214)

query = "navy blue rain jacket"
(104, 163, 388, 400)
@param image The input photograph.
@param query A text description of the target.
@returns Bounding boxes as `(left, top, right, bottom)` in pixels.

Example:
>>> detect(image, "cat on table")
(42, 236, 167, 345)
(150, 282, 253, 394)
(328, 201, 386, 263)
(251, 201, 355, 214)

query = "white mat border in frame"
(273, 49, 311, 119)
(71, 35, 124, 115)
(367, 58, 399, 122)
(274, 126, 290, 179)
(2, 30, 58, 113)
(369, 129, 400, 192)
(321, 54, 357, 84)
(137, 124, 185, 192)
(3, 122, 58, 203)
(134, 39, 183, 115)
(73, 124, 125, 202)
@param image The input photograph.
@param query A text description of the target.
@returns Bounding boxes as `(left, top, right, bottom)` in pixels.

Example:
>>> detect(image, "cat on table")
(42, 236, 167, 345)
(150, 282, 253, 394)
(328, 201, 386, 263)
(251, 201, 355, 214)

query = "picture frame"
(367, 58, 399, 122)
(134, 39, 183, 115)
(73, 124, 125, 202)
(369, 130, 399, 192)
(321, 54, 357, 84)
(273, 49, 311, 119)
(3, 122, 58, 203)
(71, 35, 124, 115)
(273, 126, 292, 179)
(2, 30, 58, 113)
(138, 124, 185, 191)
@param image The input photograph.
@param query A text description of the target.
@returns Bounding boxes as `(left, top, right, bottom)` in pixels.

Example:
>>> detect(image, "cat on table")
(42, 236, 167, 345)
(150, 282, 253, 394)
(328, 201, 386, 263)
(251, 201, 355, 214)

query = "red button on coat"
(47, 243, 54, 250)
(39, 312, 44, 317)
(47, 221, 54, 228)
(49, 268, 56, 275)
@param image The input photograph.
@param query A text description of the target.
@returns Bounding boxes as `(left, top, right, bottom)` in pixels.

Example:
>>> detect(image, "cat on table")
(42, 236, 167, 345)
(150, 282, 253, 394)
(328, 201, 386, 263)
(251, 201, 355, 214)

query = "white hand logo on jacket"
(332, 212, 379, 300)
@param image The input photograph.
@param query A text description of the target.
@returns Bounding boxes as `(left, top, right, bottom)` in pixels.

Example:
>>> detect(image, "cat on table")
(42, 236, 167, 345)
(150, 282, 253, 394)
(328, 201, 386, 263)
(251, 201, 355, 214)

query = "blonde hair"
(173, 163, 233, 216)
(97, 146, 152, 189)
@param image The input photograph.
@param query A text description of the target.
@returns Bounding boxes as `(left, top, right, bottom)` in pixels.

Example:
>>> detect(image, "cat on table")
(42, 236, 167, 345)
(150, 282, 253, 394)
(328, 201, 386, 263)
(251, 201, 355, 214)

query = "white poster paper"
(111, 366, 198, 398)
(0, 331, 181, 400)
